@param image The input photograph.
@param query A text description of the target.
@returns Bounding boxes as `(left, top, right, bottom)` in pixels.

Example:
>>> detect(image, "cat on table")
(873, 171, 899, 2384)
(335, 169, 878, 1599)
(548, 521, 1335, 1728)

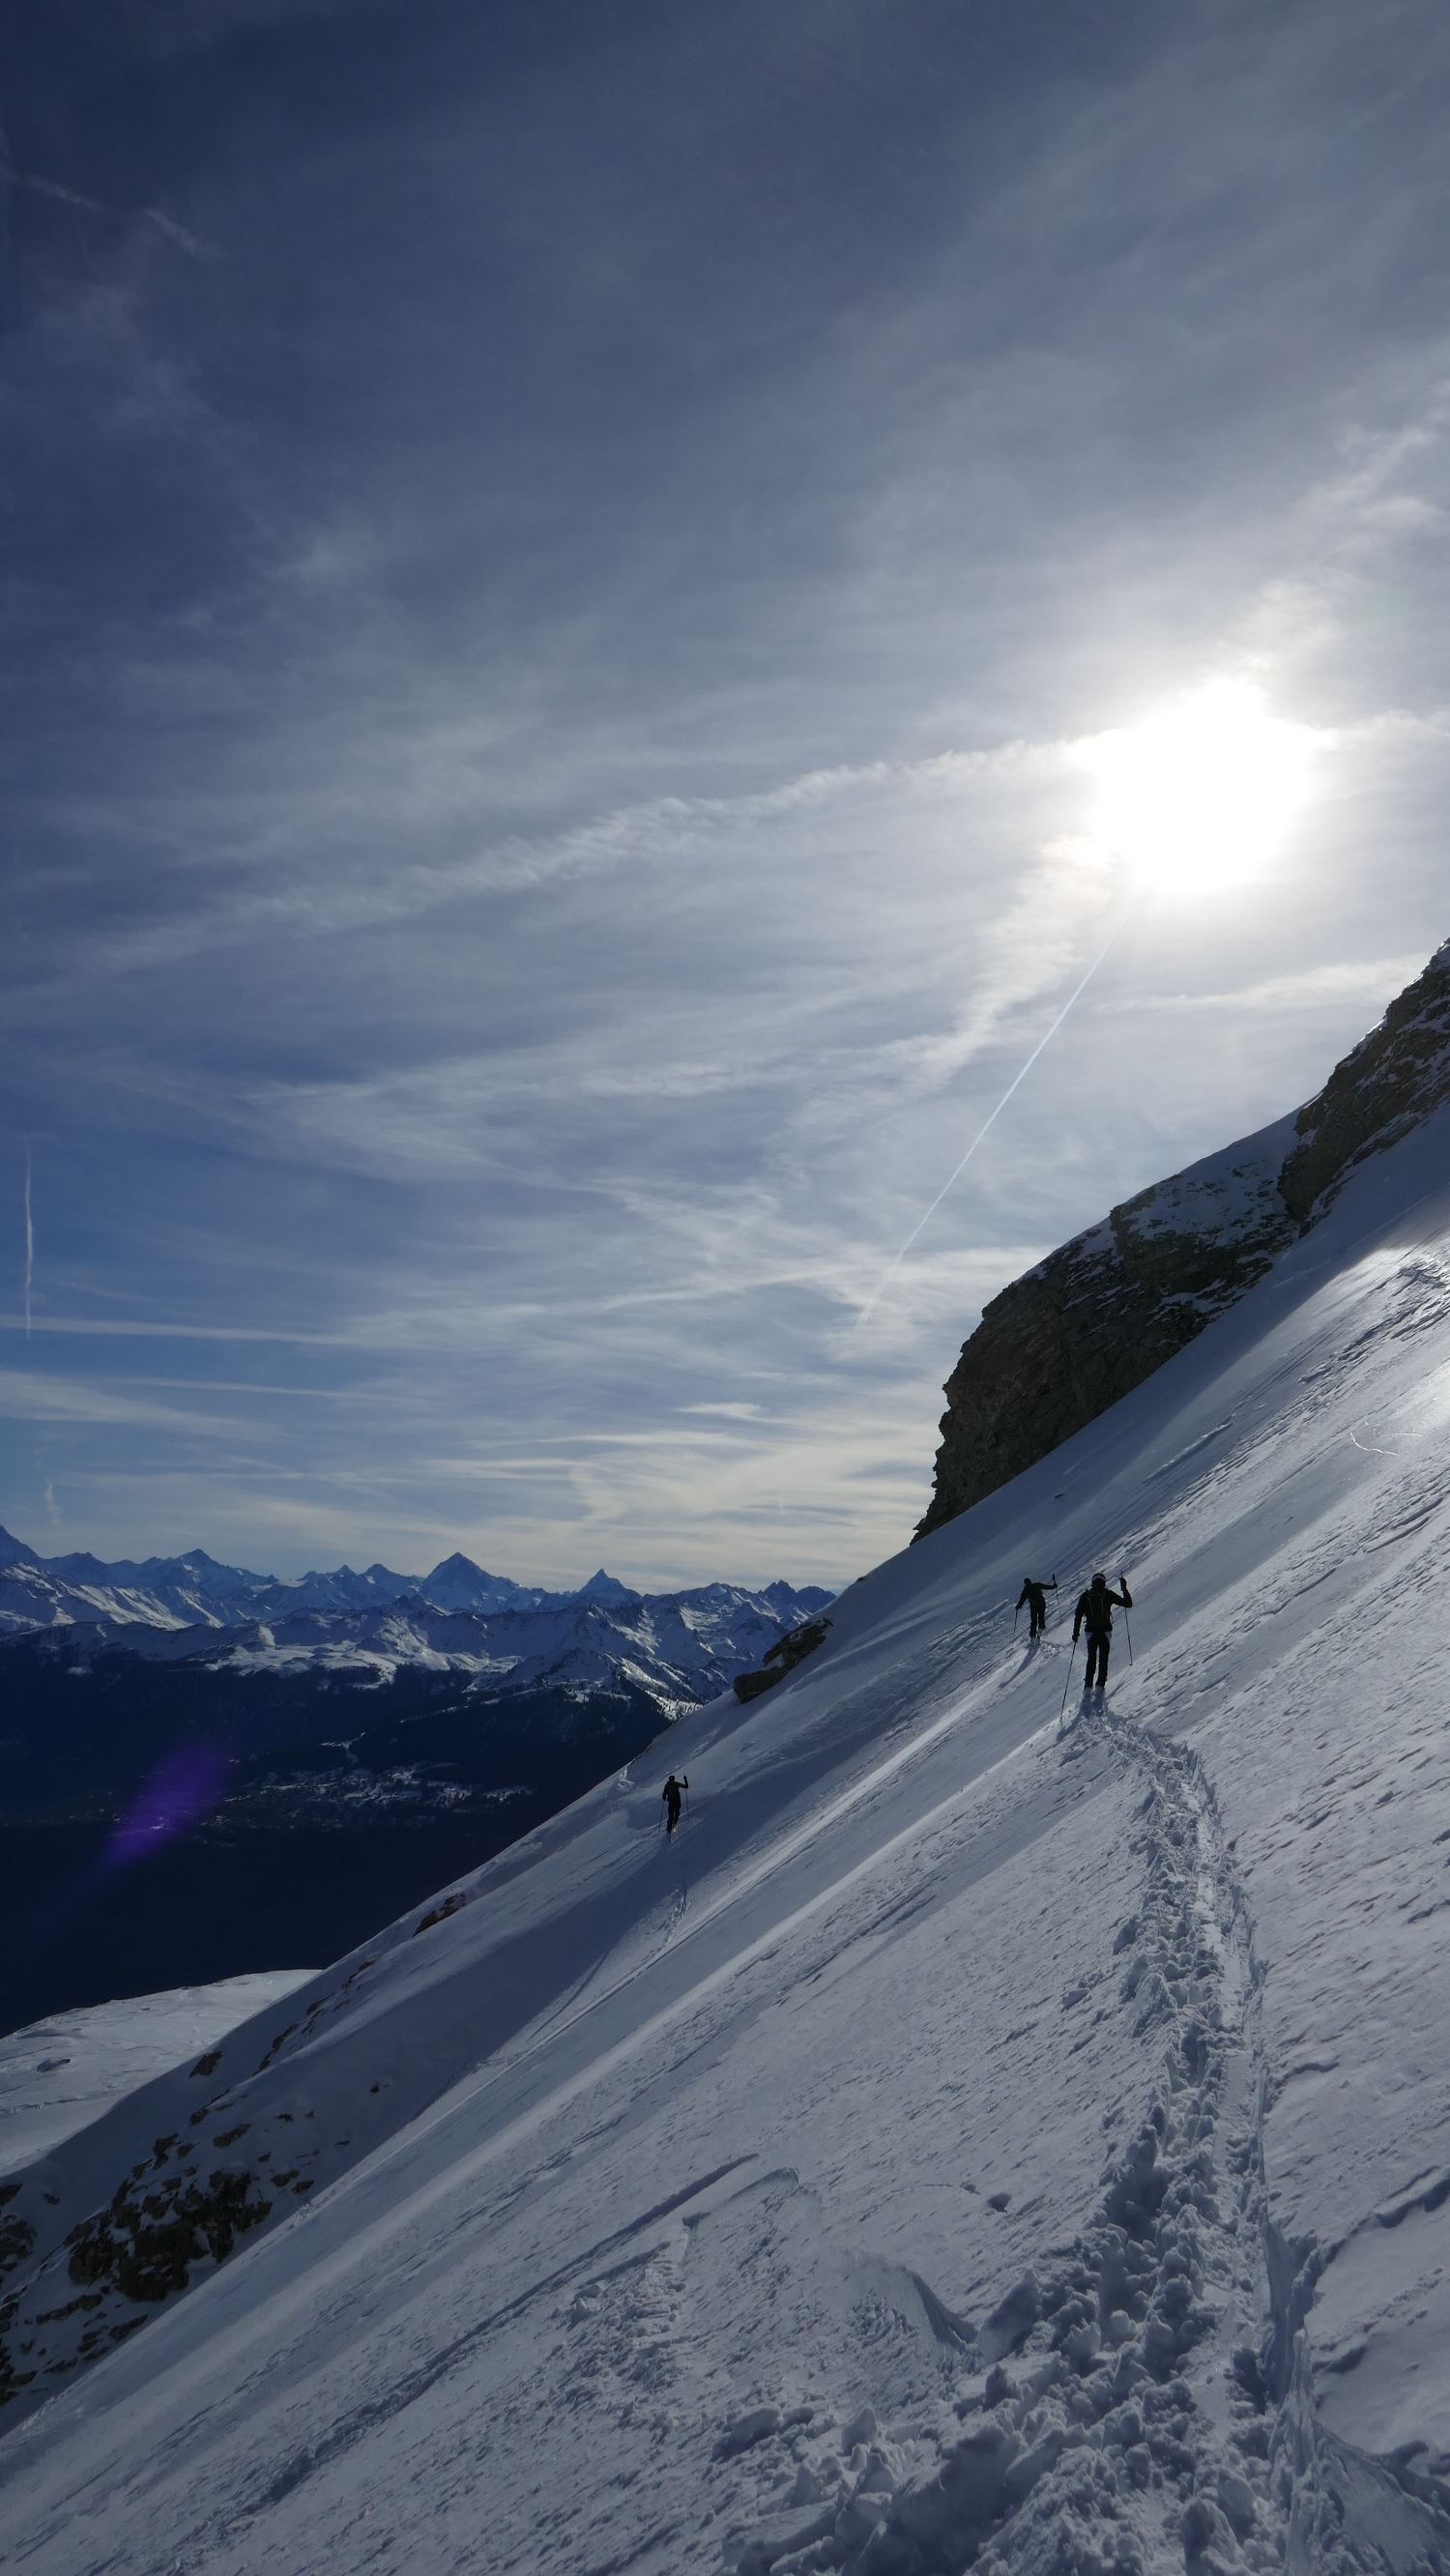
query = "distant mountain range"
(0, 1526, 814, 1640)
(0, 1531, 833, 2035)
(0, 1524, 830, 1718)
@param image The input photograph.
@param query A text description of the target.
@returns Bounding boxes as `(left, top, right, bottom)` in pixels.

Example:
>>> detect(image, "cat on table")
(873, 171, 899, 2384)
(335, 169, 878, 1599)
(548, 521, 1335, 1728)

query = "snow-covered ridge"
(3, 1106, 1450, 2576)
(0, 1529, 826, 1653)
(0, 1581, 834, 1720)
(0, 1525, 831, 1719)
(918, 939, 1450, 1538)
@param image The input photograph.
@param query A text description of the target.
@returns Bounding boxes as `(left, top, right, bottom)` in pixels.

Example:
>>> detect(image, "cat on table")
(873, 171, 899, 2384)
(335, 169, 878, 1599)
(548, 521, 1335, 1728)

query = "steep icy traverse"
(1, 1110, 1449, 2576)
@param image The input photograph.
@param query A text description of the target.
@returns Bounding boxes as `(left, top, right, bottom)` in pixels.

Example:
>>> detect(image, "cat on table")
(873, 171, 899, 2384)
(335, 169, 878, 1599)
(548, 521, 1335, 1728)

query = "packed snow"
(2, 1110, 1450, 2575)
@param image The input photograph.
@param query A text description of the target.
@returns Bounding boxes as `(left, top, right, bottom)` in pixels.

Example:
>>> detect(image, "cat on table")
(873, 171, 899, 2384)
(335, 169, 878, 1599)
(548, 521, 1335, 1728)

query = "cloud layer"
(4, 0, 1450, 1583)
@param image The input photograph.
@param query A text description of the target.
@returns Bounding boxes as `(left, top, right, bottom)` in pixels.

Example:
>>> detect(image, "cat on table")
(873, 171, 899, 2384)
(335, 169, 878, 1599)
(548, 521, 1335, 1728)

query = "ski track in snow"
(3, 1114, 1450, 2573)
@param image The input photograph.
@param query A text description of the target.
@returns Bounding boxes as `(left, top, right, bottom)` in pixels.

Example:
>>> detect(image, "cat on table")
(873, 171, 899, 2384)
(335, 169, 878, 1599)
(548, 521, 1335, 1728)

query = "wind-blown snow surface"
(4, 1114, 1450, 2574)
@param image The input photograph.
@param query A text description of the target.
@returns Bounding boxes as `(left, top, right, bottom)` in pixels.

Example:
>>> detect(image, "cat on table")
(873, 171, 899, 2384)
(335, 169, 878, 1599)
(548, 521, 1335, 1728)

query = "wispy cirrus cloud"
(0, 1370, 248, 1435)
(4, 0, 1450, 1580)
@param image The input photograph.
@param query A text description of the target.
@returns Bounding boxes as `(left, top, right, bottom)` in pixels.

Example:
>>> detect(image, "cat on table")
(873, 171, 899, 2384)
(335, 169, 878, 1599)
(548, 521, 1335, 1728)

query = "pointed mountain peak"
(576, 1569, 641, 1606)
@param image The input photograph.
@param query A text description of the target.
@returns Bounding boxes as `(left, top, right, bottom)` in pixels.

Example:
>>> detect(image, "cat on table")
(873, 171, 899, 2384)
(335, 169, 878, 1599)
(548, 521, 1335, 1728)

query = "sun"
(1079, 680, 1314, 897)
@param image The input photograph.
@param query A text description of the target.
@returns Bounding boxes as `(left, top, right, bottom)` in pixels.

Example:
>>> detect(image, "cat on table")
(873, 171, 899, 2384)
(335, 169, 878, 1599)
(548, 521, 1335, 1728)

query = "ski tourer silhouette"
(1015, 1576, 1058, 1639)
(1072, 1573, 1132, 1692)
(661, 1773, 688, 1838)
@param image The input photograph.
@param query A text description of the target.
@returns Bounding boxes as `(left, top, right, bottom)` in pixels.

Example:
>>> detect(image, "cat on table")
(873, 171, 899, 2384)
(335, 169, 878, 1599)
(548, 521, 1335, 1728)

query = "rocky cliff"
(915, 938, 1450, 1541)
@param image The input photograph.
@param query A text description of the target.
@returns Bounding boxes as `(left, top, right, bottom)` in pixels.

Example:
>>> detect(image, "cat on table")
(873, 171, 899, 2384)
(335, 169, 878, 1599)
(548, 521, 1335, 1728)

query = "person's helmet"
(1091, 1571, 1106, 1585)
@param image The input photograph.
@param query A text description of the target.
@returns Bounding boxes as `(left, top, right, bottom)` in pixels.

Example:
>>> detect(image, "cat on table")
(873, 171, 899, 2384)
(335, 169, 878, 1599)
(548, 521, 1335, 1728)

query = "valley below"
(0, 1573, 829, 2032)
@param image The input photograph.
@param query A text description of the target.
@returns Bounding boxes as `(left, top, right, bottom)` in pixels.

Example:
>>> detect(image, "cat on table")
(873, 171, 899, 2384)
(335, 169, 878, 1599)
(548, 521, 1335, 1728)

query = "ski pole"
(684, 1779, 690, 1820)
(1013, 1605, 1020, 1640)
(1060, 1648, 1077, 1720)
(1120, 1574, 1133, 1664)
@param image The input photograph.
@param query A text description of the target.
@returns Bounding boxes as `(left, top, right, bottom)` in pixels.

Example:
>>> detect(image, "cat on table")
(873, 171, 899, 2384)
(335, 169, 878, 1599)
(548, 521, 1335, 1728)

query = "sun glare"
(1081, 681, 1313, 897)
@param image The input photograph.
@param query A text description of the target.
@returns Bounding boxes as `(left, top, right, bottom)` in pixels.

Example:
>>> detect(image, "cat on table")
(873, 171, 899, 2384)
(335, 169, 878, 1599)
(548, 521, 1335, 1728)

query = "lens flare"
(105, 1744, 229, 1870)
(15, 1741, 231, 1960)
(1080, 681, 1314, 896)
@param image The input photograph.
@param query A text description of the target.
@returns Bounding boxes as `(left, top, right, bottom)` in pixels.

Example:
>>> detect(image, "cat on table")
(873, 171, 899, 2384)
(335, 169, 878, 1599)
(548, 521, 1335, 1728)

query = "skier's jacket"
(1073, 1579, 1131, 1639)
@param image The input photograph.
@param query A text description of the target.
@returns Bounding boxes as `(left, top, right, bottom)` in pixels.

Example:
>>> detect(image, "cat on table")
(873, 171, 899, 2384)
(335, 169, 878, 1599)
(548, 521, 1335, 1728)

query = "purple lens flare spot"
(105, 1744, 230, 1869)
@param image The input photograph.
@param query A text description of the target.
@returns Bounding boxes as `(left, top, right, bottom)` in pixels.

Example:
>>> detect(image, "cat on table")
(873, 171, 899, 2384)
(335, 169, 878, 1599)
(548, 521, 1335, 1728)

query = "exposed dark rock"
(732, 1617, 831, 1704)
(916, 941, 1450, 1542)
(1279, 941, 1450, 1222)
(63, 2165, 274, 2304)
(732, 1666, 781, 1704)
(414, 1891, 467, 1937)
(914, 1120, 1296, 1541)
(763, 1616, 831, 1671)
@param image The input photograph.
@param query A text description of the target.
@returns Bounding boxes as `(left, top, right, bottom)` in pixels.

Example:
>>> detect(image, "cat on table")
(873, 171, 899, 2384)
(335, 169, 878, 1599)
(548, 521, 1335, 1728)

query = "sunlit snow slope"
(3, 1112, 1450, 2576)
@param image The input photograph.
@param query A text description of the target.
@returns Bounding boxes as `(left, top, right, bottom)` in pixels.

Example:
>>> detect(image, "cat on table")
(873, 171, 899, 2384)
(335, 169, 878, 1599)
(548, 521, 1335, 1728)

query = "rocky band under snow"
(2, 1022, 1450, 2572)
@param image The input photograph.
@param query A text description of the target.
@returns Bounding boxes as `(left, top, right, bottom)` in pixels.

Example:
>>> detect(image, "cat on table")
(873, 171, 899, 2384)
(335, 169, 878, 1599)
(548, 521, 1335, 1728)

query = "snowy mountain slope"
(3, 1114, 1450, 2573)
(0, 1976, 313, 2168)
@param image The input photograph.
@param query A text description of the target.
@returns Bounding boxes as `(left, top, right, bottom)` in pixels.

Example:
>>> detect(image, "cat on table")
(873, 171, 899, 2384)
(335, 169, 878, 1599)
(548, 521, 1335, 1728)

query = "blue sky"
(3, 0, 1449, 1588)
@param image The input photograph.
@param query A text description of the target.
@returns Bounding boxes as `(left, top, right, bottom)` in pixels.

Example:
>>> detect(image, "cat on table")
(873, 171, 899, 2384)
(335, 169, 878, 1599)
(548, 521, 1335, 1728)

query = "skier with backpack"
(1015, 1576, 1057, 1640)
(1072, 1572, 1133, 1693)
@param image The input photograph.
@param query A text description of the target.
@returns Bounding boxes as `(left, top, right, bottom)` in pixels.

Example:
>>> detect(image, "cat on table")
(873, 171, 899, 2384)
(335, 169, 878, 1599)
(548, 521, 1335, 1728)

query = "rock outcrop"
(1278, 941, 1450, 1221)
(915, 940, 1450, 1542)
(733, 1616, 832, 1703)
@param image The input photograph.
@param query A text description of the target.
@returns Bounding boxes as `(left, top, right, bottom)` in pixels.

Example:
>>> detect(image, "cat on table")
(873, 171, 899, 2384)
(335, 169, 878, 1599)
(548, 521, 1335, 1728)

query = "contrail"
(856, 925, 1121, 1326)
(23, 1138, 33, 1339)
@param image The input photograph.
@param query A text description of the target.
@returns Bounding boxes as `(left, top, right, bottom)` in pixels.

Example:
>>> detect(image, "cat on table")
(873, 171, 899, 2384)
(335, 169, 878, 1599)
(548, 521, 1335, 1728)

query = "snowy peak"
(919, 938, 1450, 1537)
(0, 1533, 831, 1653)
(415, 1551, 548, 1613)
(574, 1568, 642, 1606)
(0, 1571, 837, 1734)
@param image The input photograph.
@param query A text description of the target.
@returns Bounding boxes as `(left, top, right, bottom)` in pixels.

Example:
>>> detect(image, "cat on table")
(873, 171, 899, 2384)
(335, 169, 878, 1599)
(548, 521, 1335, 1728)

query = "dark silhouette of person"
(1016, 1577, 1057, 1639)
(662, 1773, 687, 1837)
(1072, 1573, 1132, 1691)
